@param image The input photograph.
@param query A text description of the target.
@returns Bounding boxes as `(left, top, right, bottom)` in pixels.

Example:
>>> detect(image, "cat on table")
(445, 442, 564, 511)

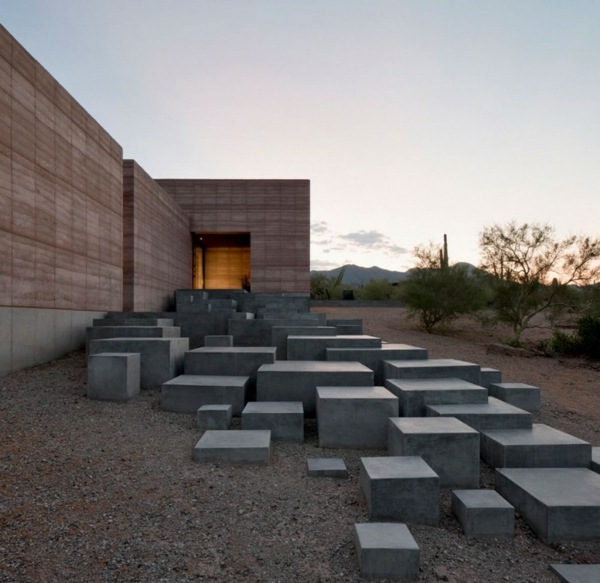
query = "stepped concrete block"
(451, 490, 514, 538)
(327, 319, 363, 334)
(592, 447, 600, 473)
(175, 289, 208, 307)
(354, 523, 420, 581)
(89, 337, 189, 390)
(86, 325, 181, 352)
(162, 375, 250, 415)
(306, 458, 348, 478)
(480, 367, 502, 388)
(385, 377, 488, 417)
(488, 382, 541, 412)
(174, 312, 233, 349)
(317, 386, 399, 449)
(480, 424, 591, 468)
(272, 326, 337, 360)
(229, 317, 326, 347)
(193, 430, 271, 465)
(426, 397, 532, 431)
(551, 564, 600, 583)
(383, 358, 481, 384)
(287, 335, 382, 361)
(257, 361, 374, 415)
(93, 317, 174, 327)
(197, 404, 233, 430)
(87, 353, 140, 402)
(495, 468, 600, 543)
(388, 417, 480, 488)
(360, 456, 440, 525)
(327, 344, 428, 384)
(242, 401, 304, 442)
(204, 335, 233, 347)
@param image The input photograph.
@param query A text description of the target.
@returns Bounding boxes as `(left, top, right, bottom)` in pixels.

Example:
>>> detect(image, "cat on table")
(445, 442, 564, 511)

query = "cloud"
(339, 229, 408, 256)
(311, 221, 329, 234)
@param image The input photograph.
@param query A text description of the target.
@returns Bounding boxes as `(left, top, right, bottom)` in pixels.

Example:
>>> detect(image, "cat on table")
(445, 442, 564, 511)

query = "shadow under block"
(87, 353, 140, 402)
(480, 424, 592, 469)
(161, 375, 250, 415)
(385, 377, 488, 417)
(271, 326, 337, 360)
(354, 523, 420, 581)
(287, 335, 382, 361)
(550, 564, 600, 583)
(241, 401, 304, 442)
(316, 386, 399, 449)
(426, 397, 533, 431)
(89, 337, 189, 390)
(197, 404, 233, 430)
(383, 358, 481, 384)
(488, 382, 541, 412)
(388, 417, 480, 488)
(193, 430, 271, 465)
(592, 447, 600, 473)
(451, 490, 514, 538)
(360, 456, 440, 525)
(256, 361, 374, 415)
(306, 458, 348, 479)
(495, 468, 600, 543)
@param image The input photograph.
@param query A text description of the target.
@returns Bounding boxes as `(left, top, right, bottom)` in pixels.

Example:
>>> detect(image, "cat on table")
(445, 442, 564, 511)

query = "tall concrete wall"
(156, 179, 310, 294)
(123, 160, 192, 312)
(0, 25, 123, 374)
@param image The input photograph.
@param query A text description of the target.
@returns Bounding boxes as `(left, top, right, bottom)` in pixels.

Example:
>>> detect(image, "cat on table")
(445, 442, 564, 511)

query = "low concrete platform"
(203, 335, 233, 347)
(451, 489, 514, 538)
(388, 417, 480, 488)
(488, 382, 541, 412)
(495, 467, 600, 543)
(327, 319, 363, 334)
(87, 352, 140, 402)
(383, 358, 481, 384)
(551, 564, 600, 583)
(228, 316, 327, 347)
(93, 317, 174, 327)
(161, 375, 250, 415)
(242, 401, 304, 442)
(271, 325, 337, 360)
(256, 361, 374, 415)
(86, 325, 181, 352)
(197, 404, 232, 430)
(592, 447, 600, 473)
(426, 397, 533, 431)
(193, 430, 271, 465)
(480, 367, 502, 388)
(385, 377, 488, 417)
(360, 456, 439, 525)
(306, 458, 348, 479)
(287, 335, 382, 361)
(184, 347, 276, 381)
(354, 522, 420, 581)
(317, 386, 399, 449)
(480, 424, 592, 468)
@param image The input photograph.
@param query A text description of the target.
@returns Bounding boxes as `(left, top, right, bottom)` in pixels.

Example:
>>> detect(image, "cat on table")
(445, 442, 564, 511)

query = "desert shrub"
(547, 316, 600, 359)
(357, 279, 401, 301)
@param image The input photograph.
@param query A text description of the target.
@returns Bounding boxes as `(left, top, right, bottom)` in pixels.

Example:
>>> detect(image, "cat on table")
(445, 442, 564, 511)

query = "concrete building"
(0, 25, 310, 375)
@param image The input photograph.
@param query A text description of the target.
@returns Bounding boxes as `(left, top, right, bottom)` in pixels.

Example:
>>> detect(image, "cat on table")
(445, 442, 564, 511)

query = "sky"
(2, 0, 599, 272)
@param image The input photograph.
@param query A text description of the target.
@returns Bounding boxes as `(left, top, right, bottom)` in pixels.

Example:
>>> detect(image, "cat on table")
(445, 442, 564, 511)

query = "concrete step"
(480, 367, 502, 388)
(241, 401, 304, 442)
(287, 335, 382, 361)
(383, 358, 481, 385)
(86, 325, 181, 352)
(451, 490, 514, 538)
(385, 378, 488, 417)
(480, 424, 592, 468)
(550, 564, 600, 583)
(327, 319, 363, 334)
(272, 325, 337, 360)
(193, 430, 271, 465)
(229, 316, 327, 347)
(426, 397, 533, 431)
(488, 382, 541, 412)
(93, 317, 175, 327)
(592, 447, 600, 474)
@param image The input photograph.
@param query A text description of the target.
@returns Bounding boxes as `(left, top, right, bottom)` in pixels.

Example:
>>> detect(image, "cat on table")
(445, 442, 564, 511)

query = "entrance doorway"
(193, 233, 251, 290)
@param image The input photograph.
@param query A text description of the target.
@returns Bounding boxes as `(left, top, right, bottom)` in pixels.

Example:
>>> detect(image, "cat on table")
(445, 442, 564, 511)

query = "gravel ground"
(0, 307, 599, 582)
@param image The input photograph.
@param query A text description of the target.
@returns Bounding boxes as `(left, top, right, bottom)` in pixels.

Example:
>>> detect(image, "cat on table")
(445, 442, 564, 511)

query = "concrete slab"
(161, 375, 250, 415)
(256, 361, 374, 415)
(426, 397, 532, 431)
(385, 377, 488, 416)
(488, 382, 541, 412)
(193, 430, 271, 465)
(388, 417, 480, 488)
(495, 468, 600, 543)
(306, 458, 348, 478)
(360, 456, 439, 525)
(551, 564, 600, 583)
(242, 401, 304, 442)
(480, 367, 502, 388)
(480, 424, 592, 468)
(87, 353, 140, 402)
(272, 325, 337, 360)
(228, 316, 327, 347)
(92, 317, 175, 327)
(86, 325, 181, 352)
(287, 335, 382, 361)
(316, 386, 399, 449)
(383, 358, 481, 384)
(354, 522, 419, 581)
(204, 335, 233, 347)
(592, 447, 600, 473)
(327, 319, 363, 334)
(197, 404, 233, 430)
(451, 489, 514, 538)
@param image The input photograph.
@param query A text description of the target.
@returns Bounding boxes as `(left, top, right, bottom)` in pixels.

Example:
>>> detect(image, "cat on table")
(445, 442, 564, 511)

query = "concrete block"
(354, 522, 419, 581)
(193, 430, 271, 465)
(86, 325, 181, 352)
(257, 361, 374, 415)
(592, 447, 600, 473)
(162, 375, 250, 415)
(451, 489, 514, 538)
(306, 458, 348, 478)
(551, 564, 600, 583)
(480, 424, 592, 468)
(383, 358, 481, 384)
(388, 417, 480, 488)
(287, 335, 381, 361)
(495, 468, 600, 543)
(87, 352, 140, 402)
(385, 377, 488, 416)
(204, 335, 233, 347)
(242, 401, 304, 442)
(360, 456, 439, 525)
(197, 404, 232, 430)
(271, 325, 337, 360)
(480, 367, 502, 388)
(229, 316, 327, 347)
(488, 382, 541, 412)
(93, 317, 175, 327)
(327, 319, 363, 334)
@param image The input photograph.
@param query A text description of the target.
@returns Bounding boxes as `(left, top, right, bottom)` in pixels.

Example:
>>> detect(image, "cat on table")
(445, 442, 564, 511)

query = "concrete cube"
(241, 401, 304, 442)
(480, 367, 502, 388)
(204, 335, 233, 347)
(87, 352, 140, 402)
(592, 447, 600, 473)
(383, 358, 481, 384)
(551, 564, 600, 583)
(306, 458, 348, 479)
(197, 404, 232, 430)
(452, 489, 514, 538)
(193, 430, 271, 465)
(489, 382, 541, 412)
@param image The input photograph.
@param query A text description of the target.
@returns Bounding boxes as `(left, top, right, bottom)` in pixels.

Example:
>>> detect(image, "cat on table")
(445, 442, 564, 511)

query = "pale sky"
(2, 1, 599, 271)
